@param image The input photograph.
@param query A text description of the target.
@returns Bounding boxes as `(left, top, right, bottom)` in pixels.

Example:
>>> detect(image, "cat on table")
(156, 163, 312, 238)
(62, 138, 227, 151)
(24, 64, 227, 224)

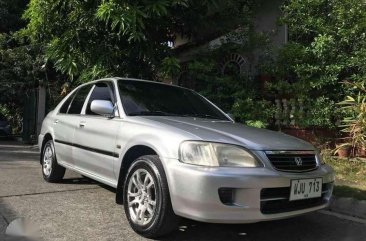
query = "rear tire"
(42, 140, 65, 182)
(123, 155, 179, 238)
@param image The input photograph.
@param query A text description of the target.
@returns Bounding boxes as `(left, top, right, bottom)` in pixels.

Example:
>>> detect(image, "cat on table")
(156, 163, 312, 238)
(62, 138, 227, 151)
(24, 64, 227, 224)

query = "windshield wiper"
(129, 111, 226, 120)
(181, 113, 225, 120)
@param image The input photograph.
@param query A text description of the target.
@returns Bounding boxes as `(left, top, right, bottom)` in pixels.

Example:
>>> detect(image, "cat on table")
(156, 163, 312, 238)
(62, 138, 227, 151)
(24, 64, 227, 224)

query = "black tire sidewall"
(123, 157, 166, 234)
(42, 139, 65, 182)
(42, 140, 54, 180)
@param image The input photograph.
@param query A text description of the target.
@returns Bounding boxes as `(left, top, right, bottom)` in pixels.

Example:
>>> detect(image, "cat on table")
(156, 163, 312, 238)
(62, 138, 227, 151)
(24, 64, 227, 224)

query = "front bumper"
(163, 154, 335, 223)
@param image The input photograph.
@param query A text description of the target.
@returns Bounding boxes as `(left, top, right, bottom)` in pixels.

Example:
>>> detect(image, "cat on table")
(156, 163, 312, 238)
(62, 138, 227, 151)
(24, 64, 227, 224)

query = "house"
(172, 0, 287, 87)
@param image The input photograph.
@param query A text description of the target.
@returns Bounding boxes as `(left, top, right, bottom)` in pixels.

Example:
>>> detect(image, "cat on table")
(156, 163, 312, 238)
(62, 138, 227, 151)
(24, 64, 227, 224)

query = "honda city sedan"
(38, 77, 334, 238)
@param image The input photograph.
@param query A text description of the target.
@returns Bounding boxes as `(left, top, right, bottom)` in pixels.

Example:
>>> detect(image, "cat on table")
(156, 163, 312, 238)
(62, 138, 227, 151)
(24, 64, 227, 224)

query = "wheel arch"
(40, 133, 53, 164)
(116, 144, 159, 204)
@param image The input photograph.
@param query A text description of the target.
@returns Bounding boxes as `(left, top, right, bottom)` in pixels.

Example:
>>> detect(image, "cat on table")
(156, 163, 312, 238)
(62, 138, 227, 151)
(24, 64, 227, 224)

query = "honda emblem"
(294, 157, 303, 166)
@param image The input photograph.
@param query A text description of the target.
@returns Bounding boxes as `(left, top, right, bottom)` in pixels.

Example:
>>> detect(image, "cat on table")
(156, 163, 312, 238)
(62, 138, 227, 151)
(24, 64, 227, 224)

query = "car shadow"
(160, 217, 303, 241)
(160, 211, 364, 241)
(59, 175, 117, 194)
(57, 177, 98, 185)
(97, 183, 117, 193)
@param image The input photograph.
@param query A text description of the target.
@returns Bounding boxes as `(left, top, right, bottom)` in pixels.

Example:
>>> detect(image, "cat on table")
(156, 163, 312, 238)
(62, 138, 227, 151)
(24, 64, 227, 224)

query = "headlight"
(179, 141, 262, 167)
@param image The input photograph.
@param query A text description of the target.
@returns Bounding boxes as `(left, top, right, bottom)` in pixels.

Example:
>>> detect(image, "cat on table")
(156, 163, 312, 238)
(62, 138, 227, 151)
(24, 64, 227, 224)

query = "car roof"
(115, 77, 187, 89)
(78, 77, 189, 90)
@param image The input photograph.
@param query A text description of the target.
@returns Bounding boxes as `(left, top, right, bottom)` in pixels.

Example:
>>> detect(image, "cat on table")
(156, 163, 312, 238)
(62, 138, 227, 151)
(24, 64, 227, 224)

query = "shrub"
(336, 81, 366, 155)
(299, 96, 337, 129)
(231, 95, 276, 128)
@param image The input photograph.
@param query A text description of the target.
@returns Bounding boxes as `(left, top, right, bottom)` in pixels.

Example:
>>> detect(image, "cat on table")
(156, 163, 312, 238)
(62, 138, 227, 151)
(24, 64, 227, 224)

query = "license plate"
(290, 178, 322, 201)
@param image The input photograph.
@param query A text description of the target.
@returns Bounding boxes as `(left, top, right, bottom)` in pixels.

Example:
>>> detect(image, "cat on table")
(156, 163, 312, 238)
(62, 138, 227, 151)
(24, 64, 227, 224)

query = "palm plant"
(336, 81, 366, 156)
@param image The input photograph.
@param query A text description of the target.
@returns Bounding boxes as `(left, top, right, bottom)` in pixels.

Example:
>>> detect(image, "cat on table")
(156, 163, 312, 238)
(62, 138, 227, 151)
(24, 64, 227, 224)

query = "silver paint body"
(39, 77, 335, 223)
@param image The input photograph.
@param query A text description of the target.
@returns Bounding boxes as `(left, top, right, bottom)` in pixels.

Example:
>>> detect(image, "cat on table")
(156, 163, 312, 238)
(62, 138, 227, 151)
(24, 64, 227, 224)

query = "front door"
(73, 82, 120, 186)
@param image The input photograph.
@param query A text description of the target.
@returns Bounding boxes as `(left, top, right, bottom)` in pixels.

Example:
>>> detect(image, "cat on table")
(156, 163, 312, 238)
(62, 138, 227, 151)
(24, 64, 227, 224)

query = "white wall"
(254, 0, 287, 48)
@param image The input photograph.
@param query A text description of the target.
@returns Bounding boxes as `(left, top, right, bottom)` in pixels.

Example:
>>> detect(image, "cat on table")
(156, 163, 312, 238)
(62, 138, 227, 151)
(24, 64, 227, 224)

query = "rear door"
(73, 81, 121, 185)
(53, 85, 92, 167)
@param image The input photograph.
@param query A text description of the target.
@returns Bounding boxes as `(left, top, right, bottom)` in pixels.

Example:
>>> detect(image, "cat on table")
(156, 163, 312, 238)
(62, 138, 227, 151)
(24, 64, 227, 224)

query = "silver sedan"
(38, 77, 334, 238)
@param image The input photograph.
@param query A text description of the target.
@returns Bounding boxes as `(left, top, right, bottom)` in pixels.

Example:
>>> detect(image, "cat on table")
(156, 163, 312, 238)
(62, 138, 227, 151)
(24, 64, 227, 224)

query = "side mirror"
(90, 100, 114, 117)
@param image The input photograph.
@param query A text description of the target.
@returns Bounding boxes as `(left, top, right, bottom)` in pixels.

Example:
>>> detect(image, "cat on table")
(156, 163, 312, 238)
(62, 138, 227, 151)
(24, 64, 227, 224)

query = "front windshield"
(118, 80, 229, 120)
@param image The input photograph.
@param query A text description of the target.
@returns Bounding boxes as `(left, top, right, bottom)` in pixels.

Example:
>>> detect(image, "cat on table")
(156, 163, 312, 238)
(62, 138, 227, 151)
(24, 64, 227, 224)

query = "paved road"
(1, 142, 366, 241)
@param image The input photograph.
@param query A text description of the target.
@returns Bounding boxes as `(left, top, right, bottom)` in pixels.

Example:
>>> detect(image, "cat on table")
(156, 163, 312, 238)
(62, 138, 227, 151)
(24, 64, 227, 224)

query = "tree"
(0, 0, 28, 33)
(0, 0, 37, 132)
(0, 35, 45, 130)
(279, 0, 366, 98)
(23, 0, 254, 82)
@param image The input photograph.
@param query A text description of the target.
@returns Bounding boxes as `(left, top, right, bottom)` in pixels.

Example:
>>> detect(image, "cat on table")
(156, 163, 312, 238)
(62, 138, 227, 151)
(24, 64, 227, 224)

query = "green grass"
(322, 155, 366, 200)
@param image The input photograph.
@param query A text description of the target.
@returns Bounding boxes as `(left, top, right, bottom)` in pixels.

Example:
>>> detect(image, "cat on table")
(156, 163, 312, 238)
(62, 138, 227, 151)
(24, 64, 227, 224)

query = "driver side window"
(85, 82, 115, 115)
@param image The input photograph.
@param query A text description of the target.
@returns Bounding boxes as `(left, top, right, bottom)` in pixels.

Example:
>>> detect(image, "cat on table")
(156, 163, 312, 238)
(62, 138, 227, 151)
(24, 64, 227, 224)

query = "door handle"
(53, 119, 59, 124)
(79, 121, 86, 128)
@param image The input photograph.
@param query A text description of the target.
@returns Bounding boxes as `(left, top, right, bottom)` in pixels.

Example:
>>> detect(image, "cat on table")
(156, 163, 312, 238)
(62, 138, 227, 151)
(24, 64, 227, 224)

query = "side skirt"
(59, 161, 118, 189)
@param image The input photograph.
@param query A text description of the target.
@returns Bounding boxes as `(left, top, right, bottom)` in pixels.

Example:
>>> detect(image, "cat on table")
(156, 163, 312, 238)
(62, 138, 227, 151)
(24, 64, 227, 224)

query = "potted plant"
(356, 146, 366, 157)
(335, 143, 351, 158)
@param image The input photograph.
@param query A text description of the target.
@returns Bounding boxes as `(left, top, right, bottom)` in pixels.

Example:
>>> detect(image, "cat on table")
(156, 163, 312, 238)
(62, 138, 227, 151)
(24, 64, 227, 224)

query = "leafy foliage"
(336, 81, 366, 154)
(280, 0, 366, 96)
(0, 0, 28, 33)
(0, 2, 68, 134)
(232, 95, 276, 128)
(23, 0, 254, 82)
(0, 34, 45, 133)
(300, 96, 336, 128)
(159, 57, 181, 81)
(255, 0, 366, 130)
(0, 0, 43, 134)
(180, 31, 275, 128)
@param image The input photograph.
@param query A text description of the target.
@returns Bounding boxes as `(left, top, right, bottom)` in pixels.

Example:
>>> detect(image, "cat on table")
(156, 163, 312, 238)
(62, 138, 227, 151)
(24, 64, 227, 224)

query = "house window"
(222, 61, 241, 76)
(220, 53, 250, 76)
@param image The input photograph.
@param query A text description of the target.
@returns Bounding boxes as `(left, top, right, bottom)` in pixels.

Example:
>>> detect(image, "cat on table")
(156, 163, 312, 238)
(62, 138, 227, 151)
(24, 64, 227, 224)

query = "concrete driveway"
(1, 141, 366, 241)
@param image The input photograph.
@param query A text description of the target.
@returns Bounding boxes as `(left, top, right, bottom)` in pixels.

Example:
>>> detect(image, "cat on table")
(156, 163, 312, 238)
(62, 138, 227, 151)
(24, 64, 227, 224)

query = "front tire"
(123, 155, 179, 238)
(42, 140, 65, 182)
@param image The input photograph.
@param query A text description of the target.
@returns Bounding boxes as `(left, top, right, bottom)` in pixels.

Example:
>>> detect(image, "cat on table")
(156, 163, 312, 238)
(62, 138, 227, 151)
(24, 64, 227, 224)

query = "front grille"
(266, 153, 318, 172)
(260, 183, 333, 214)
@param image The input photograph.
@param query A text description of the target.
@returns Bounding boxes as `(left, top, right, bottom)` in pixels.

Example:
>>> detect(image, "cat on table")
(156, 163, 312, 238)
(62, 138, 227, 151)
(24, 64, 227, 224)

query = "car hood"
(141, 116, 315, 151)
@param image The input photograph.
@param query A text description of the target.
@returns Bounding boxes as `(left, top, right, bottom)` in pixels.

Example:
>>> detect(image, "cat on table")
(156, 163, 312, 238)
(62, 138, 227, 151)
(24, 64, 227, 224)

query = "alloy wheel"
(43, 145, 53, 176)
(127, 168, 157, 225)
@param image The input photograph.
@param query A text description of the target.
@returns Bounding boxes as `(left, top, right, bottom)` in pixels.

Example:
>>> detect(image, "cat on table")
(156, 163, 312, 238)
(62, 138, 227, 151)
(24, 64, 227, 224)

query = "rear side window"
(85, 82, 114, 115)
(59, 92, 77, 114)
(68, 85, 92, 114)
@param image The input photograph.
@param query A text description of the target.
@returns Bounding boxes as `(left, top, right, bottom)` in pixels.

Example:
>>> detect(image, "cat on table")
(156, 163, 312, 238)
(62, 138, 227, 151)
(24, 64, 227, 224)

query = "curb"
(328, 196, 366, 220)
